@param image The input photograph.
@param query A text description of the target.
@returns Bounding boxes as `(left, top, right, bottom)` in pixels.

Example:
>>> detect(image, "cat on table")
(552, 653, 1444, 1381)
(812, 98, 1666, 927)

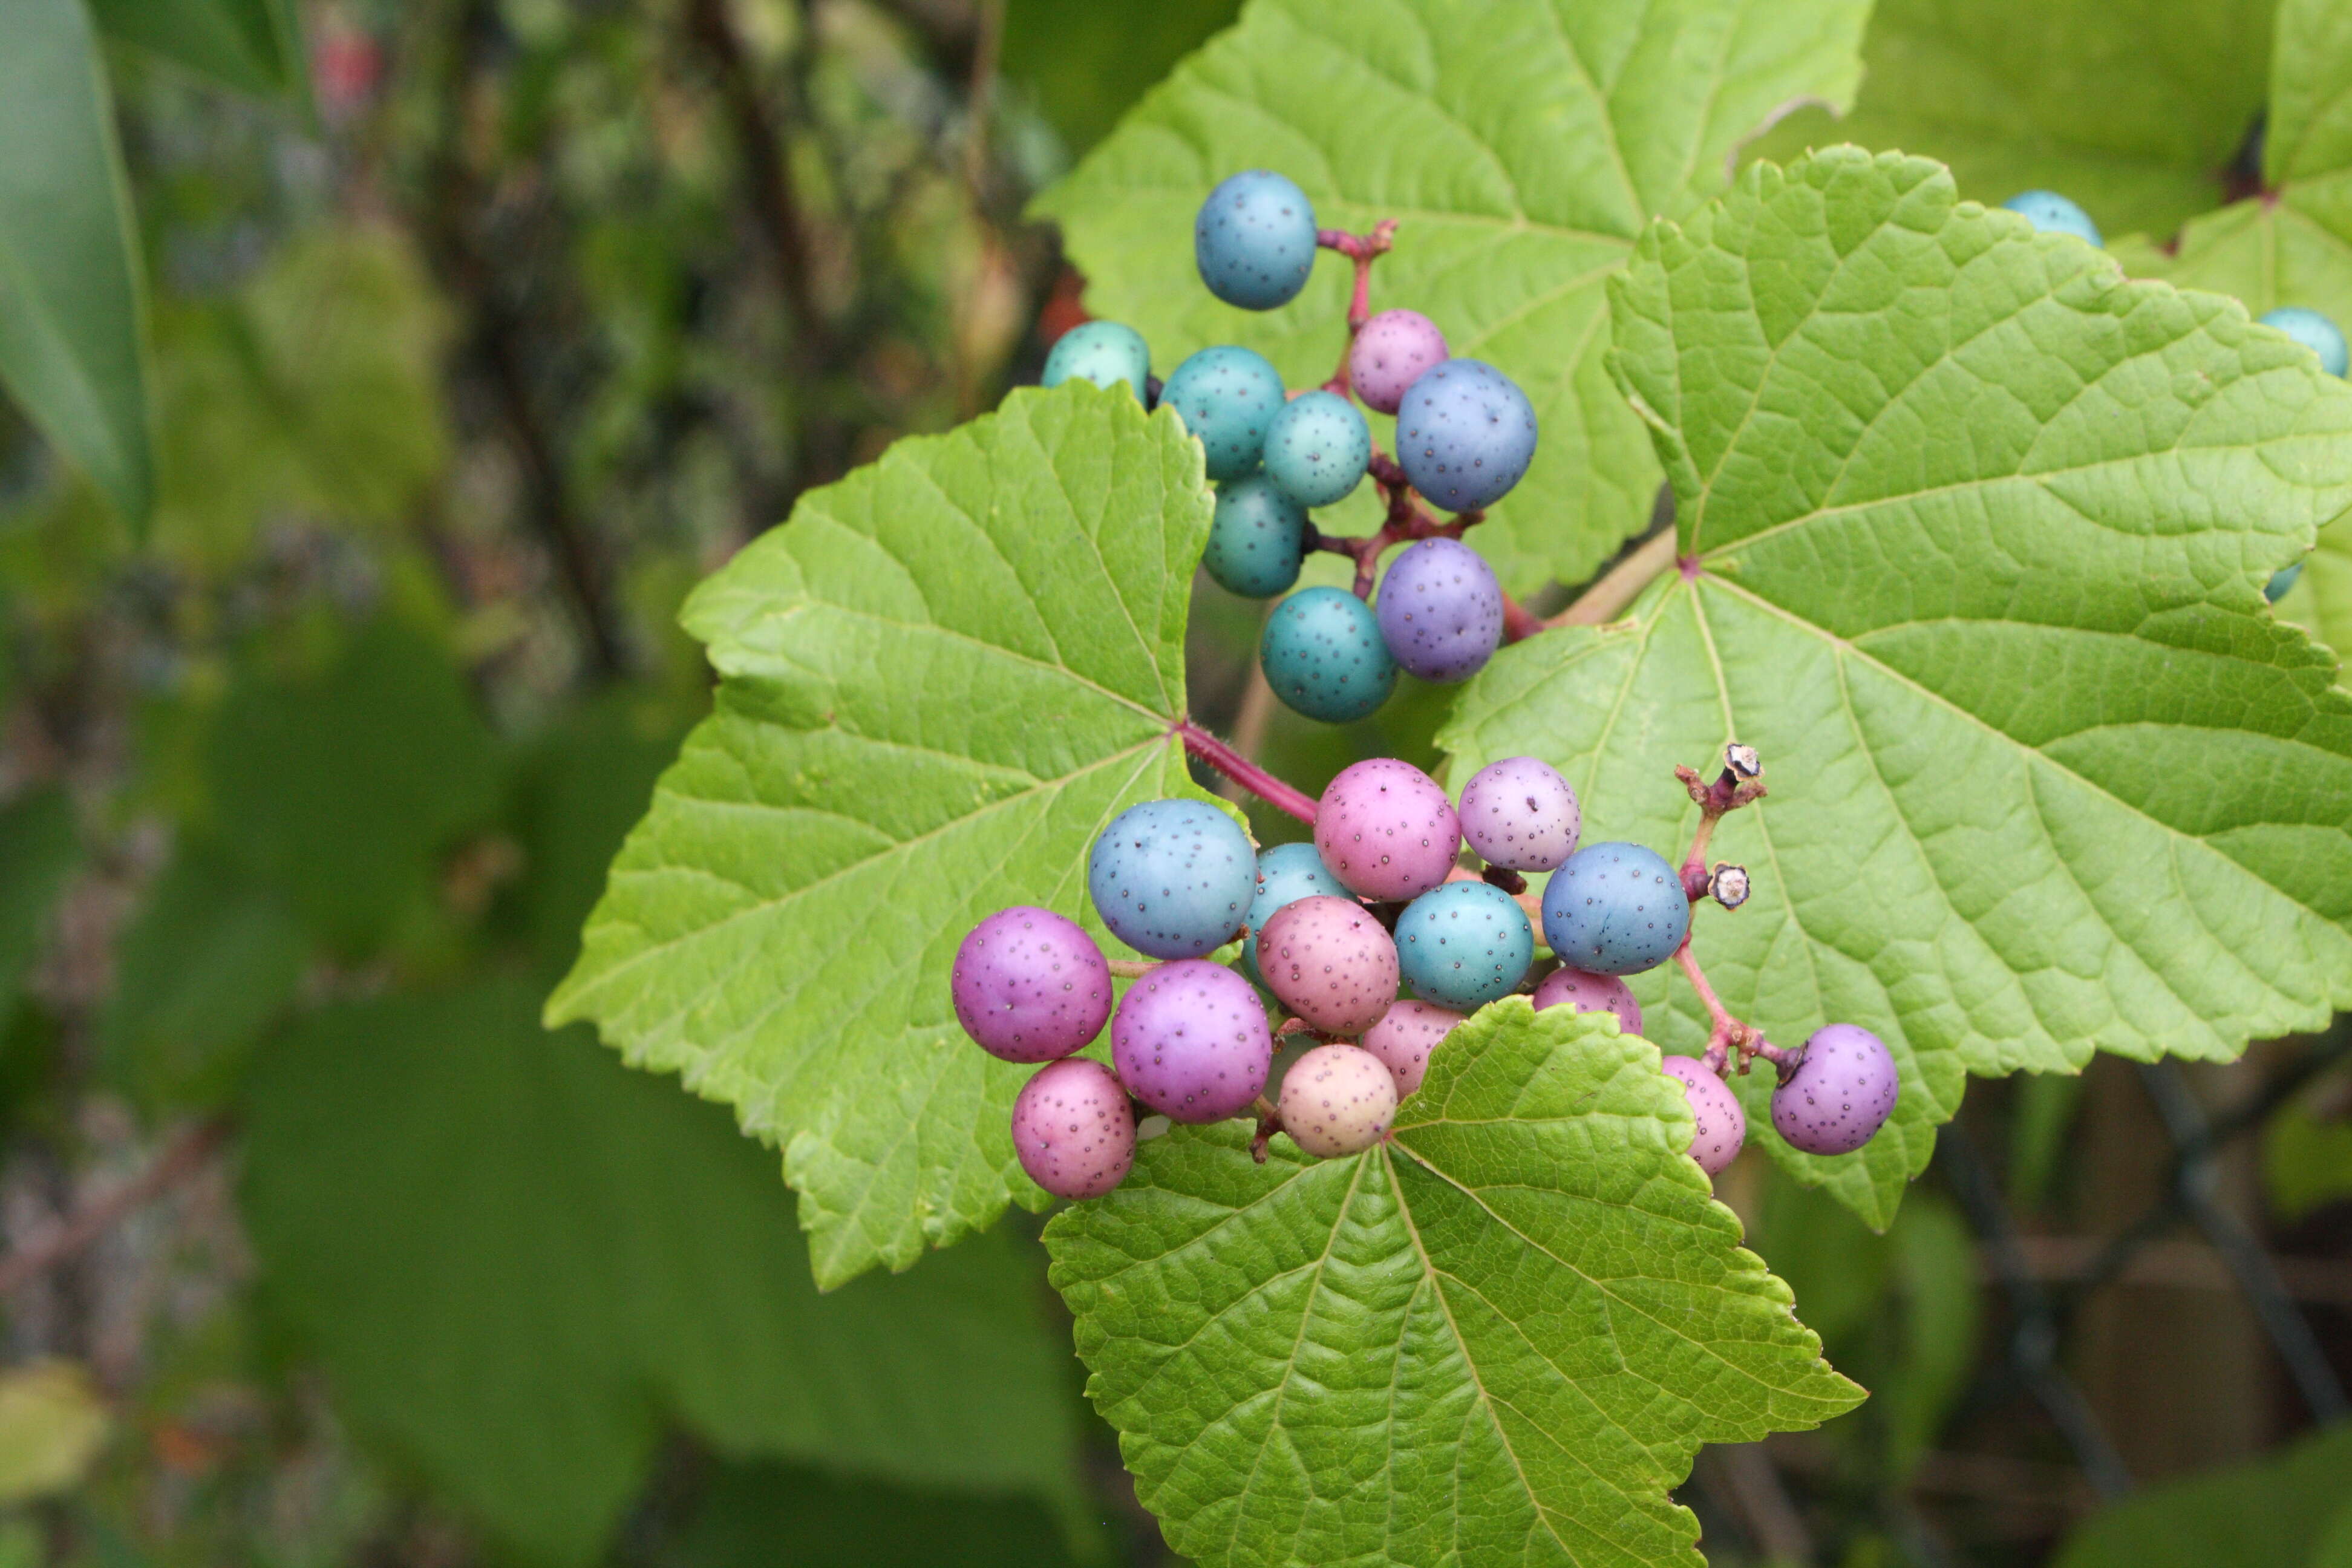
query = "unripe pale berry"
(1257, 894, 1400, 1036)
(1457, 756, 1580, 871)
(1278, 1042, 1398, 1157)
(1011, 1057, 1134, 1200)
(1240, 841, 1351, 985)
(1348, 309, 1448, 414)
(1659, 1056, 1743, 1178)
(1772, 1023, 1899, 1155)
(1110, 959, 1273, 1123)
(1360, 999, 1463, 1099)
(1531, 965, 1641, 1036)
(1313, 757, 1460, 901)
(950, 906, 1113, 1062)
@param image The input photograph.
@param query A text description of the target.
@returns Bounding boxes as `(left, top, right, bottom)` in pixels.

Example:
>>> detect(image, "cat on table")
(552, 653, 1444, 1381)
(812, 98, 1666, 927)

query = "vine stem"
(1177, 719, 1318, 824)
(1547, 528, 1680, 628)
(1316, 220, 1397, 392)
(1305, 452, 1534, 636)
(0, 1118, 234, 1296)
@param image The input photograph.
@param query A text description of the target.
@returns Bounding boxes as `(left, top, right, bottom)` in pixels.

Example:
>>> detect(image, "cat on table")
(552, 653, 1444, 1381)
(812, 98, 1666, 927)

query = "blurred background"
(0, 1, 2347, 1564)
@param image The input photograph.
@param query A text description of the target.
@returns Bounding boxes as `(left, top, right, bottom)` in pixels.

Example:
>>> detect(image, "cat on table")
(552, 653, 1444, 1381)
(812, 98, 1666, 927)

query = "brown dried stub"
(1708, 863, 1751, 910)
(1723, 742, 1761, 780)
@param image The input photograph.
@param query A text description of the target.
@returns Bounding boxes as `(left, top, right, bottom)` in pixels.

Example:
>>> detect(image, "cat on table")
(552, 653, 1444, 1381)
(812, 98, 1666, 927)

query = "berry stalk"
(1176, 718, 1318, 824)
(1315, 220, 1397, 392)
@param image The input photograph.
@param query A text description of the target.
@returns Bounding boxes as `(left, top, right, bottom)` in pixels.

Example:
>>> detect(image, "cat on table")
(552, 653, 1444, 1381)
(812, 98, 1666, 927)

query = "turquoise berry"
(2002, 191, 2102, 247)
(2260, 307, 2349, 377)
(1195, 170, 1318, 311)
(1162, 345, 1287, 481)
(1262, 390, 1370, 508)
(1394, 880, 1534, 1010)
(1241, 841, 1353, 986)
(1260, 586, 1398, 724)
(1040, 321, 1150, 400)
(2267, 563, 2305, 603)
(1086, 799, 1256, 961)
(1203, 475, 1310, 598)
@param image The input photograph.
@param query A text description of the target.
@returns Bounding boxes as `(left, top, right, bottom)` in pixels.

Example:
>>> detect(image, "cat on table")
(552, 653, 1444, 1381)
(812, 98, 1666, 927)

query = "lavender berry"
(1313, 757, 1460, 901)
(1240, 841, 1351, 985)
(1772, 1023, 1899, 1155)
(1278, 1042, 1398, 1157)
(1359, 999, 1463, 1098)
(1458, 756, 1579, 871)
(1195, 169, 1318, 311)
(1394, 358, 1537, 512)
(1531, 965, 1641, 1036)
(1011, 1057, 1135, 1201)
(1110, 959, 1273, 1123)
(1539, 841, 1690, 976)
(1659, 1056, 1744, 1178)
(1348, 309, 1448, 414)
(1087, 799, 1256, 960)
(950, 907, 1113, 1063)
(1393, 880, 1533, 1010)
(1256, 894, 1400, 1036)
(1375, 537, 1503, 683)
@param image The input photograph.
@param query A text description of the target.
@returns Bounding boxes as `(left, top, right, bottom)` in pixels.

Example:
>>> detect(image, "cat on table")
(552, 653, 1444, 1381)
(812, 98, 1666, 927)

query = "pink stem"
(1177, 719, 1318, 825)
(1316, 220, 1397, 393)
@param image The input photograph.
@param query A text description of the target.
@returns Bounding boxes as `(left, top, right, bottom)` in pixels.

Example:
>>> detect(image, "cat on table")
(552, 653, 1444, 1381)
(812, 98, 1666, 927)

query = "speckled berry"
(1313, 757, 1460, 902)
(1195, 169, 1319, 310)
(1360, 999, 1463, 1099)
(1458, 756, 1579, 872)
(1109, 959, 1272, 1123)
(1040, 321, 1149, 400)
(1257, 895, 1399, 1036)
(1278, 1042, 1397, 1157)
(1260, 586, 1397, 724)
(1348, 309, 1448, 414)
(2268, 563, 2305, 603)
(950, 906, 1112, 1063)
(1086, 799, 1256, 960)
(2002, 190, 2102, 247)
(1539, 841, 1690, 976)
(2261, 306, 2348, 377)
(1373, 538, 1503, 684)
(1162, 345, 1287, 481)
(1660, 1056, 1743, 1178)
(1011, 1057, 1135, 1200)
(1394, 879, 1533, 1010)
(1772, 1023, 1899, 1156)
(1262, 390, 1370, 508)
(1240, 841, 1352, 986)
(1531, 965, 1641, 1036)
(1395, 358, 1537, 513)
(1204, 474, 1310, 599)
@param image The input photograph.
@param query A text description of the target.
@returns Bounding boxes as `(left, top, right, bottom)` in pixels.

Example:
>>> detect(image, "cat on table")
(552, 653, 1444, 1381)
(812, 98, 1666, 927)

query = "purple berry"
(1375, 538, 1504, 683)
(1360, 999, 1463, 1099)
(1458, 756, 1580, 872)
(1531, 965, 1641, 1036)
(1348, 309, 1449, 414)
(1011, 1058, 1135, 1200)
(1660, 1056, 1744, 1178)
(950, 907, 1114, 1062)
(1772, 1024, 1899, 1155)
(1395, 358, 1537, 512)
(1313, 757, 1460, 902)
(1256, 894, 1399, 1036)
(1109, 959, 1272, 1123)
(1278, 1042, 1397, 1157)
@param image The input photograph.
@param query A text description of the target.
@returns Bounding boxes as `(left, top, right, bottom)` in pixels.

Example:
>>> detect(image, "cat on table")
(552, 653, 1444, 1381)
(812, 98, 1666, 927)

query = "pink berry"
(1313, 758, 1460, 902)
(1458, 756, 1580, 872)
(1109, 959, 1273, 1123)
(1530, 965, 1641, 1036)
(1660, 1056, 1744, 1178)
(1278, 1042, 1398, 1157)
(950, 906, 1114, 1062)
(1360, 999, 1464, 1099)
(1772, 1024, 1899, 1155)
(1348, 309, 1449, 415)
(1257, 895, 1399, 1036)
(1011, 1057, 1135, 1200)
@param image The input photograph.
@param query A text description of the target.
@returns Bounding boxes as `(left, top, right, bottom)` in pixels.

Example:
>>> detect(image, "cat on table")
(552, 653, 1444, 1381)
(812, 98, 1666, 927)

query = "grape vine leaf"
(1031, 0, 1872, 594)
(243, 981, 1089, 1566)
(1047, 999, 1860, 1568)
(1749, 0, 2275, 243)
(87, 0, 307, 103)
(2051, 1422, 2352, 1568)
(547, 383, 1217, 1287)
(1442, 147, 2352, 1226)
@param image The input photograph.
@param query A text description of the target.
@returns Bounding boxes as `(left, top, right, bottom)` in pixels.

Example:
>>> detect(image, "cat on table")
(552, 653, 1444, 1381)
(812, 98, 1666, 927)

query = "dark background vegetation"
(0, 1, 2347, 1565)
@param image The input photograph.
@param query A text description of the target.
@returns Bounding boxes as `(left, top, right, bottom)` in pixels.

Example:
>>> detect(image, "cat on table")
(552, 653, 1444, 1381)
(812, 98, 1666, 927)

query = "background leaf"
(2051, 1422, 2352, 1568)
(671, 1462, 1089, 1568)
(1047, 1000, 1860, 1568)
(87, 0, 307, 103)
(1001, 0, 1240, 158)
(0, 788, 79, 1028)
(1030, 0, 1871, 593)
(1443, 148, 2352, 1224)
(548, 383, 1218, 1285)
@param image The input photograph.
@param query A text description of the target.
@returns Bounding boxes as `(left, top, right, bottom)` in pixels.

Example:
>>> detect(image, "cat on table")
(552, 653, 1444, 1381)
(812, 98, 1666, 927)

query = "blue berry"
(1394, 880, 1534, 1010)
(1395, 359, 1537, 512)
(1539, 841, 1690, 976)
(2002, 191, 2102, 247)
(1086, 799, 1256, 960)
(2260, 307, 2349, 377)
(1240, 841, 1352, 986)
(1203, 475, 1309, 598)
(1041, 321, 1149, 400)
(1260, 586, 1397, 724)
(1263, 390, 1370, 508)
(1195, 170, 1318, 311)
(2267, 563, 2305, 603)
(1375, 537, 1503, 682)
(1162, 345, 1287, 481)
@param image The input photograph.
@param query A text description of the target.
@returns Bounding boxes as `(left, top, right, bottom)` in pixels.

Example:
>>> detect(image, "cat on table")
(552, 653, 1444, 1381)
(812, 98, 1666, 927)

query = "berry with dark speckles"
(1263, 390, 1370, 508)
(1011, 1057, 1134, 1200)
(1539, 841, 1690, 975)
(1661, 1056, 1743, 1178)
(1772, 1024, 1898, 1155)
(1394, 358, 1537, 512)
(1394, 879, 1533, 1009)
(1348, 309, 1448, 414)
(1204, 475, 1310, 599)
(1163, 345, 1287, 480)
(1041, 321, 1150, 400)
(1258, 894, 1399, 1036)
(1087, 799, 1256, 960)
(1459, 755, 1579, 872)
(1110, 959, 1273, 1123)
(1360, 999, 1463, 1099)
(1260, 587, 1397, 723)
(1313, 757, 1459, 901)
(1375, 537, 1503, 682)
(1195, 170, 1319, 310)
(1240, 841, 1352, 985)
(950, 906, 1112, 1062)
(1278, 1042, 1397, 1156)
(1531, 965, 1641, 1035)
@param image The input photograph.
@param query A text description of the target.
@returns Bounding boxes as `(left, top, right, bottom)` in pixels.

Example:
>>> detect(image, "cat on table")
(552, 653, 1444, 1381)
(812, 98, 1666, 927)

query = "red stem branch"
(1177, 719, 1318, 825)
(1316, 220, 1397, 393)
(0, 1118, 233, 1296)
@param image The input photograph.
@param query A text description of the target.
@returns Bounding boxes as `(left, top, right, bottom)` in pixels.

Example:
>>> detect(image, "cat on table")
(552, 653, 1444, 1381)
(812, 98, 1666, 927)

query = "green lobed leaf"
(0, 0, 154, 526)
(1047, 999, 1860, 1568)
(547, 383, 1217, 1286)
(1443, 148, 2352, 1226)
(2051, 1423, 2352, 1568)
(87, 0, 307, 102)
(1031, 0, 1871, 593)
(242, 980, 1087, 1567)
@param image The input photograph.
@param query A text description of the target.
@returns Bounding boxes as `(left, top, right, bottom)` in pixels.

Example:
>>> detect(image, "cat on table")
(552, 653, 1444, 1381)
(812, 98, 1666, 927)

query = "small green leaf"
(549, 384, 1217, 1285)
(87, 0, 306, 102)
(2052, 1423, 2352, 1568)
(2263, 1095, 2352, 1223)
(0, 788, 79, 1025)
(1048, 1001, 1860, 1568)
(0, 0, 153, 526)
(1444, 148, 2352, 1225)
(1031, 0, 1870, 592)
